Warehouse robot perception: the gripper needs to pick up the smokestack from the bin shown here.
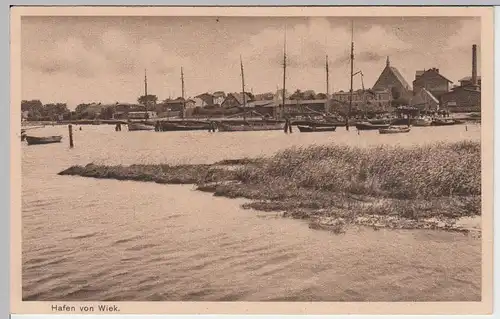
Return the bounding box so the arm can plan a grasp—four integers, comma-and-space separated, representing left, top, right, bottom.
472, 44, 478, 86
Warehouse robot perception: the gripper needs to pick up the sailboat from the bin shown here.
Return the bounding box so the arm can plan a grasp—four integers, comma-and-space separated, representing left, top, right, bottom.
128, 69, 156, 131
297, 55, 337, 133
217, 55, 285, 132
157, 67, 212, 132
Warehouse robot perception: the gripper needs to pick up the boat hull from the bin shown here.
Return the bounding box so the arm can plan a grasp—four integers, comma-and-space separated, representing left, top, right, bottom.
127, 123, 155, 131
297, 125, 337, 132
355, 122, 391, 130
368, 119, 391, 125
379, 127, 411, 134
431, 119, 456, 126
25, 135, 63, 145
158, 122, 211, 131
412, 119, 433, 126
217, 123, 284, 132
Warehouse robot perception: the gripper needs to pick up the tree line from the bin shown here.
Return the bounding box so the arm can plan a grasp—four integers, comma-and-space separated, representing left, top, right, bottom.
21, 95, 159, 121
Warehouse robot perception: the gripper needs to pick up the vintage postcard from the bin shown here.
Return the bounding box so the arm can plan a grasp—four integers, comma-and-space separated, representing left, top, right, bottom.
11, 5, 494, 315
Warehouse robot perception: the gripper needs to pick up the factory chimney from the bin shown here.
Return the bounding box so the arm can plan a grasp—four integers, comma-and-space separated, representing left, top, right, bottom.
472, 44, 478, 87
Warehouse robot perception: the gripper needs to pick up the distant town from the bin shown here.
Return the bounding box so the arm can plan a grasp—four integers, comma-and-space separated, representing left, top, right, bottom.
21, 44, 480, 122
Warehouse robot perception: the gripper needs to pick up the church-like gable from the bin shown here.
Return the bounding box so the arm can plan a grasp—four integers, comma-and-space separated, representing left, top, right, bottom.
372, 57, 412, 100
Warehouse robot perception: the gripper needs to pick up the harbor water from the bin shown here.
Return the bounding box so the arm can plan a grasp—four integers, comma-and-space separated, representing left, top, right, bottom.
22, 124, 481, 301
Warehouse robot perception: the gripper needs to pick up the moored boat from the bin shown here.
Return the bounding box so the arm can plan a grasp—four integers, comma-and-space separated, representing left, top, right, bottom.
217, 122, 284, 132
127, 122, 155, 131
157, 121, 211, 131
431, 118, 456, 126
297, 125, 337, 133
25, 135, 63, 145
413, 118, 433, 126
379, 126, 411, 134
355, 122, 391, 131
368, 118, 391, 125
291, 120, 339, 127
389, 118, 412, 126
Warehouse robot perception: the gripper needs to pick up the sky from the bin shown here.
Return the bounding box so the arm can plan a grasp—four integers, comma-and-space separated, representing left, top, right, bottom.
21, 15, 481, 109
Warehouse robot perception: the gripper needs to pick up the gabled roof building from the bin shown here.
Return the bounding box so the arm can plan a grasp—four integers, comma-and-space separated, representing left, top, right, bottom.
372, 57, 412, 100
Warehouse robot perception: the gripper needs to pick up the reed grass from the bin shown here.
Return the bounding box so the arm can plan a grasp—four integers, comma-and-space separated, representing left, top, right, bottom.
234, 140, 480, 200
59, 141, 481, 227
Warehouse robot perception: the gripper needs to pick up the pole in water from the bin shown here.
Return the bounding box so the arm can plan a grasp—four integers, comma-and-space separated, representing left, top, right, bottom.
466, 125, 468, 131
68, 124, 74, 148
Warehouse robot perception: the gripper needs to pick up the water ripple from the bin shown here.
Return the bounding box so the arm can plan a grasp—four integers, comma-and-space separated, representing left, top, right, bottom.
21, 125, 482, 301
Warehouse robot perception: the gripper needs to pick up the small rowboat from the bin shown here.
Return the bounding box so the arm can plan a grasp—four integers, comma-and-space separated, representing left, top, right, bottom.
25, 135, 63, 145
355, 122, 391, 131
297, 125, 337, 133
127, 122, 155, 131
379, 127, 411, 134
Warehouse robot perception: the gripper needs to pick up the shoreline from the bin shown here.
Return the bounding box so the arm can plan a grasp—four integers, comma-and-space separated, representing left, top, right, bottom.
58, 141, 481, 235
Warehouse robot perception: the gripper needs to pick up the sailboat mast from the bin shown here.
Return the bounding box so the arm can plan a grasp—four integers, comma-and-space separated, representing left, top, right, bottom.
326, 55, 330, 114
346, 21, 354, 131
144, 69, 148, 110
281, 27, 287, 120
181, 67, 185, 119
240, 55, 247, 120
144, 69, 148, 96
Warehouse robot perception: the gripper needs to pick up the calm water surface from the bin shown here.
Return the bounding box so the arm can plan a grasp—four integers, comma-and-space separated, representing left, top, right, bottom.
22, 124, 481, 301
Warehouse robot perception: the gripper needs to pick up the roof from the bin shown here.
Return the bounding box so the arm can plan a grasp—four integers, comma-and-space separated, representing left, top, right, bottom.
373, 63, 412, 91
410, 88, 439, 107
422, 89, 439, 104
228, 92, 253, 105
389, 66, 412, 90
165, 98, 195, 104
115, 102, 139, 106
246, 100, 274, 107
195, 93, 213, 98
415, 70, 425, 76
415, 69, 453, 83
422, 88, 439, 104
245, 99, 327, 108
459, 76, 482, 82
441, 86, 481, 96
285, 99, 327, 105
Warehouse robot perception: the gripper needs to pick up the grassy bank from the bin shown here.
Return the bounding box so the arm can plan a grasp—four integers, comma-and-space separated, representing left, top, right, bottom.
58, 141, 481, 233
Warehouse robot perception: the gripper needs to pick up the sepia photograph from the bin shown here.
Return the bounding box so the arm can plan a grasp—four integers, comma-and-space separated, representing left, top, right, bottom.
11, 5, 494, 315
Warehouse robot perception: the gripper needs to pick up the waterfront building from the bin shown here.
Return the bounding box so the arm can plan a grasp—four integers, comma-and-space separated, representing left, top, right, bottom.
412, 68, 452, 100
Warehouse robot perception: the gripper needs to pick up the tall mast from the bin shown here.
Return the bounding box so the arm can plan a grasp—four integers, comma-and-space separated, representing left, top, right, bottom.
181, 67, 185, 119
240, 55, 247, 120
326, 55, 330, 114
281, 26, 287, 120
144, 69, 148, 96
144, 69, 148, 110
346, 20, 354, 131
